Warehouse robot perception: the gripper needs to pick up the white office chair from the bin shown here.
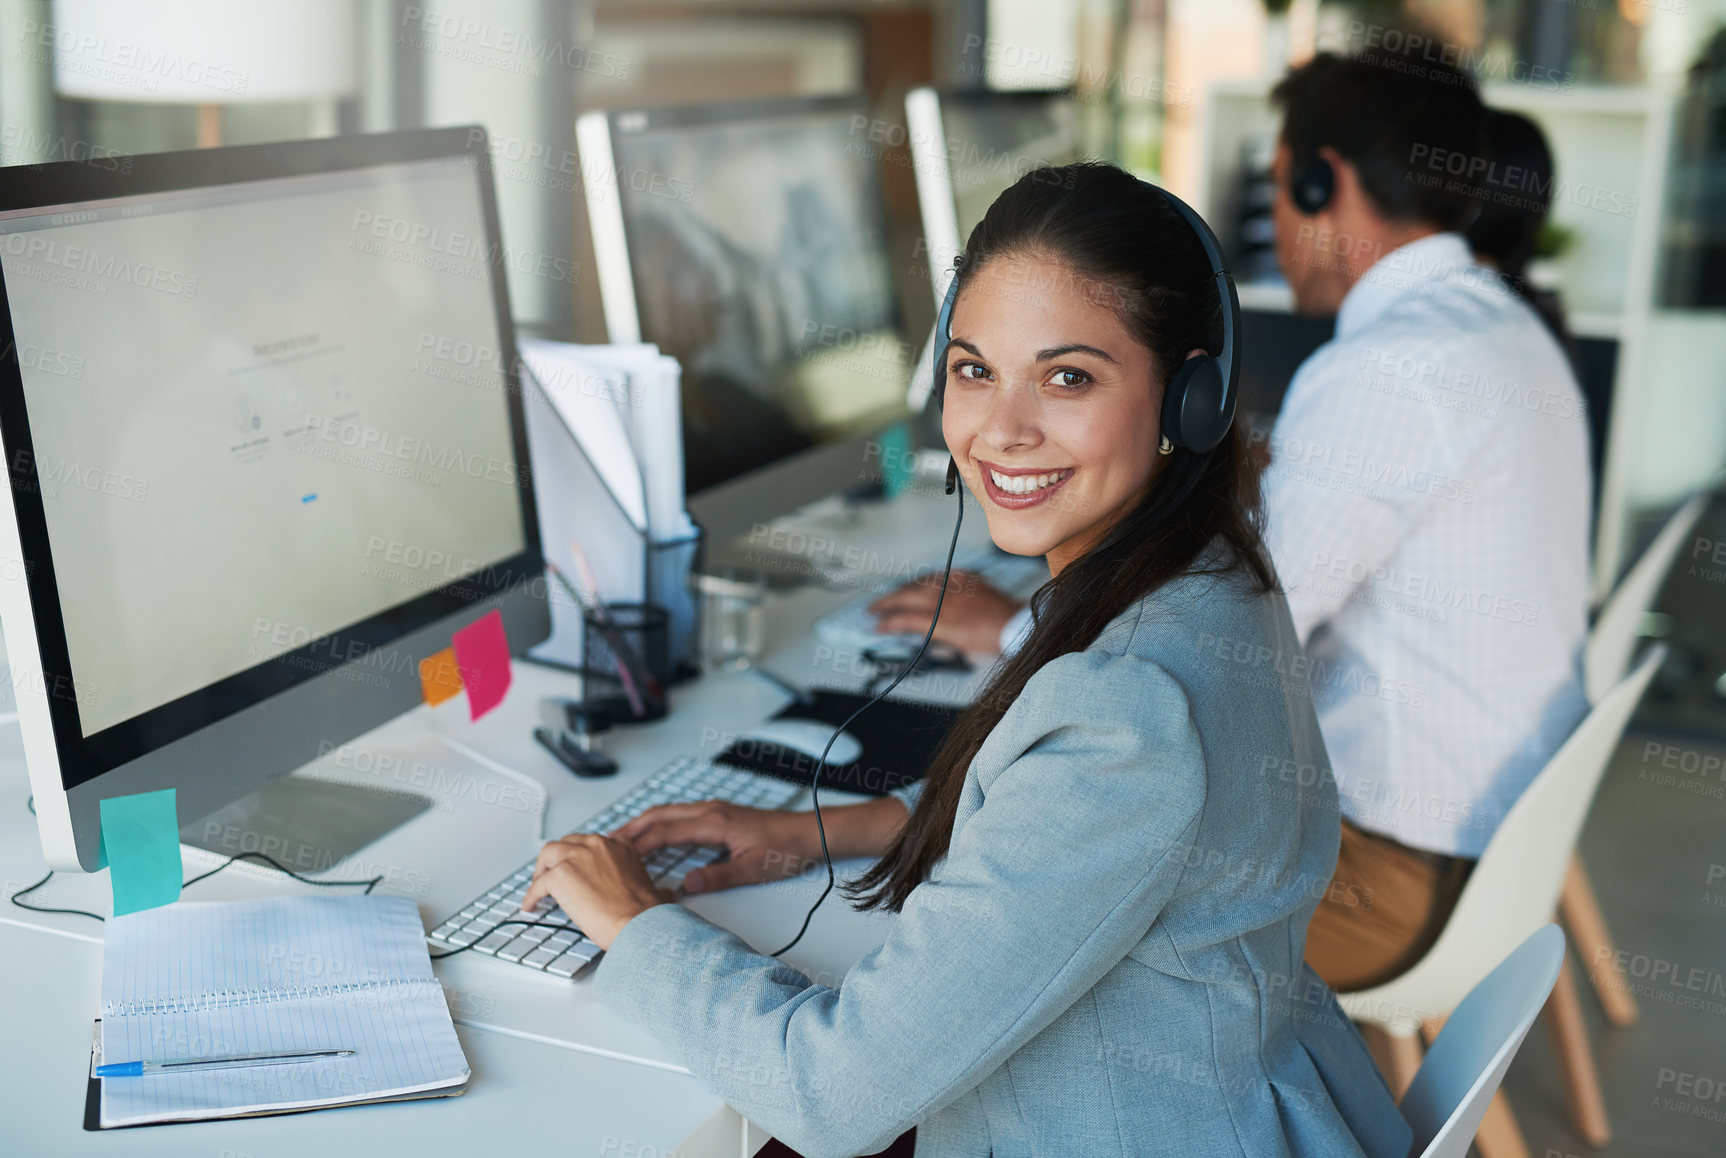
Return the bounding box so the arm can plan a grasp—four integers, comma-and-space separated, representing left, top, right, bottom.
1401, 925, 1565, 1158
1584, 490, 1707, 703
1339, 646, 1664, 1155
1566, 490, 1709, 1029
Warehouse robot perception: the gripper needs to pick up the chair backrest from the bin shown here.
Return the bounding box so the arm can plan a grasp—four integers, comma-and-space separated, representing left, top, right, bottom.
1407, 645, 1663, 1012
1402, 925, 1565, 1158
1586, 492, 1706, 704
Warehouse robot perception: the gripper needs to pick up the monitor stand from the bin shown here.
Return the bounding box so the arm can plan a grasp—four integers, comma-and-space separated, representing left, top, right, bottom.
180, 775, 433, 872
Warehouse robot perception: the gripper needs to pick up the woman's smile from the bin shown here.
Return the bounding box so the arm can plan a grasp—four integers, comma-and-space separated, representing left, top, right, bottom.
978, 459, 1076, 508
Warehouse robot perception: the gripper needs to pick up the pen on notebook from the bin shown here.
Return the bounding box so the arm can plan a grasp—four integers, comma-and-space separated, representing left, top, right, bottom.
96, 1048, 354, 1077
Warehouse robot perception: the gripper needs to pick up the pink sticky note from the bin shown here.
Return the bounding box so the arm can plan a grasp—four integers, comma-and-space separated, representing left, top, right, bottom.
451, 609, 512, 722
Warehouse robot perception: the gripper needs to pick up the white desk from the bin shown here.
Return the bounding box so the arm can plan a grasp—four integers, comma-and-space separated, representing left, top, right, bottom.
0, 485, 987, 1155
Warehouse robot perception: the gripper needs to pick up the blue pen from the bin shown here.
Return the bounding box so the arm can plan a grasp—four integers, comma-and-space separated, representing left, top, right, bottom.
96, 1048, 353, 1077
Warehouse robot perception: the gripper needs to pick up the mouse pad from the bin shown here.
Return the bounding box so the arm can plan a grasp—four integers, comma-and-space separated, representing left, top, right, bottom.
713, 688, 960, 797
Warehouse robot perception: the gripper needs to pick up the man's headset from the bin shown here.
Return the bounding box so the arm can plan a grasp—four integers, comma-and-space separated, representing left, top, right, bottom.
1286, 147, 1483, 227
1288, 153, 1336, 216
931, 178, 1241, 457
766, 179, 1239, 958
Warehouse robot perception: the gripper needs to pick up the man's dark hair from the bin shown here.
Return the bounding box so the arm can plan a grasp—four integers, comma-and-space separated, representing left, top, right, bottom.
1272, 47, 1488, 230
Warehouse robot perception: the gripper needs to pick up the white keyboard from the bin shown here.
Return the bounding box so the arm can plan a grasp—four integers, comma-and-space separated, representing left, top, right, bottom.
814, 547, 1048, 651
426, 756, 802, 978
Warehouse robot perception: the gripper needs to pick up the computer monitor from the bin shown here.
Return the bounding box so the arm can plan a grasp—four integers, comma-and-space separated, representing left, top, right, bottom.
905, 87, 1085, 305
0, 127, 549, 871
577, 96, 913, 542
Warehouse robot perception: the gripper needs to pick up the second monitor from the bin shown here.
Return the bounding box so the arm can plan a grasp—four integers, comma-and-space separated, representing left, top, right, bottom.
578, 96, 913, 543
905, 87, 1087, 305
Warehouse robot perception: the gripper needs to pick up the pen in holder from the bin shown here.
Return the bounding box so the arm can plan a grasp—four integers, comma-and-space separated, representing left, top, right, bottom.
581, 602, 670, 722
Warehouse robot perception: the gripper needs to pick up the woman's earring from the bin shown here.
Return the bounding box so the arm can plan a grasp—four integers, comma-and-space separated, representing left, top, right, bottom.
1158, 435, 1174, 456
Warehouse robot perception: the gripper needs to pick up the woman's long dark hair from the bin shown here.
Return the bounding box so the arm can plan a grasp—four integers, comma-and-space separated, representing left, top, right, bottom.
1467, 110, 1575, 356
846, 162, 1274, 913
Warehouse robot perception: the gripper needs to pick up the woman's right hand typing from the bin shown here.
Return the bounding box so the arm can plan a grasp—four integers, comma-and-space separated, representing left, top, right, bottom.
612, 802, 820, 895
612, 794, 913, 895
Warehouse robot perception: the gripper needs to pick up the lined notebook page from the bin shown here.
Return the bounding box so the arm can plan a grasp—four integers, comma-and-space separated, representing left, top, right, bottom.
102, 895, 433, 1012
99, 896, 468, 1127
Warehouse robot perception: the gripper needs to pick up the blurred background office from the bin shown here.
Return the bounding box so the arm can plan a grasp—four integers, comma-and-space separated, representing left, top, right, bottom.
0, 1, 1722, 1154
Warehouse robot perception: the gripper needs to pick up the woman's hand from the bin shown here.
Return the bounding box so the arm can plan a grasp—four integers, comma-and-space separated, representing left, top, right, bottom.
520, 833, 676, 952
867, 570, 1023, 655
612, 801, 818, 895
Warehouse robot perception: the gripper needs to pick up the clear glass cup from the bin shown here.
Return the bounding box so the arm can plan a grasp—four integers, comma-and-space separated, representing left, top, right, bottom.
691, 572, 769, 672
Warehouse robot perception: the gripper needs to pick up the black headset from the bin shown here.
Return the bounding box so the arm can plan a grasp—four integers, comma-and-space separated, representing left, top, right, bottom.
1288, 153, 1335, 216
931, 178, 1241, 456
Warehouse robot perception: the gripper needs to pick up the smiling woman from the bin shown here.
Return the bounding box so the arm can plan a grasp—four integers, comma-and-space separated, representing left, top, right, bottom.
526, 163, 1413, 1158
850, 162, 1274, 910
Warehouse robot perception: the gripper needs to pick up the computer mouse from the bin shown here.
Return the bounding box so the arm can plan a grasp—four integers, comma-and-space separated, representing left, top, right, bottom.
737, 719, 864, 766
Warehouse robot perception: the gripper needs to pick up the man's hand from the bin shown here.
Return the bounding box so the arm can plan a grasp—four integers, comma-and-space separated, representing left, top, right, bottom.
866, 570, 1025, 656
520, 833, 676, 952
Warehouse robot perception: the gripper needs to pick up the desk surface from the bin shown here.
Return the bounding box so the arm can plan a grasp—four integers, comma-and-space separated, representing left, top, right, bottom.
0, 483, 989, 1154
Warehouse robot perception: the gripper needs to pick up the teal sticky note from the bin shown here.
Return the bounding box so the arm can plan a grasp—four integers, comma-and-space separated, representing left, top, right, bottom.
99, 788, 182, 916
878, 422, 914, 498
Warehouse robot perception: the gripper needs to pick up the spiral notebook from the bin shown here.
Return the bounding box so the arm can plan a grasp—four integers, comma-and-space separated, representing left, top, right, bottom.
94, 895, 469, 1128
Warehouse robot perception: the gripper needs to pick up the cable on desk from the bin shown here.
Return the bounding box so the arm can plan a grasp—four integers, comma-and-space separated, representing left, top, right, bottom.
8, 800, 386, 923
178, 850, 385, 894
9, 871, 105, 923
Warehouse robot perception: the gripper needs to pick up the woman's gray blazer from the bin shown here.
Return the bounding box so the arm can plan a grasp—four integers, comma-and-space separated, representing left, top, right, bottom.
595, 558, 1413, 1158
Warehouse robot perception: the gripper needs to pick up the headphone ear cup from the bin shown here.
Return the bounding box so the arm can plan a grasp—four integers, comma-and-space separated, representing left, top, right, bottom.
1291, 156, 1334, 216
932, 271, 961, 411
1161, 355, 1230, 454
1160, 357, 1198, 450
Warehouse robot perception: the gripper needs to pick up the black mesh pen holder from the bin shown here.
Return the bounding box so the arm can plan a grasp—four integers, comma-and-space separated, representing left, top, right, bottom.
580, 602, 671, 722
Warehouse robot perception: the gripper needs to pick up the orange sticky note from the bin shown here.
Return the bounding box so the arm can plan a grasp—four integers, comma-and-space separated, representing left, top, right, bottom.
451, 609, 512, 721
419, 647, 464, 707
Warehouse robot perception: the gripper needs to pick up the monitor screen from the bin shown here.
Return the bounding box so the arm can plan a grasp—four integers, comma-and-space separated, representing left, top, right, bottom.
942, 92, 1083, 242
607, 104, 909, 495
0, 155, 527, 741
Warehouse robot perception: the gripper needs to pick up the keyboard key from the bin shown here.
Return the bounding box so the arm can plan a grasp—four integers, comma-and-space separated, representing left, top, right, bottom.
497, 938, 536, 963
544, 954, 583, 978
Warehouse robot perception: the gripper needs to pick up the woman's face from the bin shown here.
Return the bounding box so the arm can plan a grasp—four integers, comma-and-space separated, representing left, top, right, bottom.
941, 252, 1166, 575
